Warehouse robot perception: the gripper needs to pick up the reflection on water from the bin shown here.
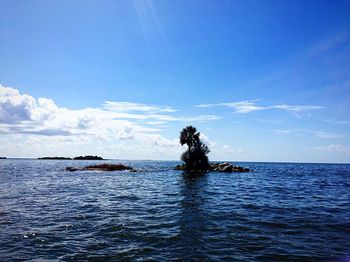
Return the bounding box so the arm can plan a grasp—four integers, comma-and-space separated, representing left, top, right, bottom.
179, 172, 209, 259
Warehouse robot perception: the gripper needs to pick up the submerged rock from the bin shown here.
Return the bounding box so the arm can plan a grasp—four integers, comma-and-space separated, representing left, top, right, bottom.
175, 162, 250, 173
66, 163, 136, 172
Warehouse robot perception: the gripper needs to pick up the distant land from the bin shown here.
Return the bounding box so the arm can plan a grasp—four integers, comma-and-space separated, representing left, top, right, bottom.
38, 155, 104, 160
73, 156, 104, 160
0, 157, 6, 159
38, 157, 72, 160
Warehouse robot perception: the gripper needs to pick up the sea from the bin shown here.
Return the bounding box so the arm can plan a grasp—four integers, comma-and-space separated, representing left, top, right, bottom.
0, 159, 349, 261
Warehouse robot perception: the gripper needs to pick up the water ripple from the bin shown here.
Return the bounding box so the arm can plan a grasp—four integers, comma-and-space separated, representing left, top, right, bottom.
0, 160, 349, 261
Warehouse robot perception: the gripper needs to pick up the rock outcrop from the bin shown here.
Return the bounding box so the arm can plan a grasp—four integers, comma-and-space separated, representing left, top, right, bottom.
209, 163, 250, 172
66, 163, 136, 172
175, 162, 250, 173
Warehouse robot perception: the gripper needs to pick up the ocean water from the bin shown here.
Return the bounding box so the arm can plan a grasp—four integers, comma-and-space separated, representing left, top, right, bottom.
0, 159, 349, 261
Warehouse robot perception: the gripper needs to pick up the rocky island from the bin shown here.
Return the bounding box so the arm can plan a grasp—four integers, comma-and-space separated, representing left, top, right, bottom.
177, 126, 250, 173
66, 163, 136, 172
64, 126, 250, 174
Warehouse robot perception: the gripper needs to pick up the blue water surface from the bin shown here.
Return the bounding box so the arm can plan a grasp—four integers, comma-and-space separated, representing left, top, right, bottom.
0, 159, 349, 261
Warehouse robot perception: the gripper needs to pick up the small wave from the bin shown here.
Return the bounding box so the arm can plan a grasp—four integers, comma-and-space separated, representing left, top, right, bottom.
1, 160, 349, 260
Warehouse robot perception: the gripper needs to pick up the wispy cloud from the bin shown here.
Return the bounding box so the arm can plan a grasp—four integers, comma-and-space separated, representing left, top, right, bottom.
324, 119, 349, 125
220, 101, 265, 114
196, 100, 323, 116
258, 119, 286, 124
311, 131, 346, 139
272, 129, 346, 139
270, 104, 323, 114
104, 101, 177, 113
273, 129, 296, 135
312, 144, 350, 154
307, 30, 349, 58
131, 0, 171, 57
197, 133, 244, 159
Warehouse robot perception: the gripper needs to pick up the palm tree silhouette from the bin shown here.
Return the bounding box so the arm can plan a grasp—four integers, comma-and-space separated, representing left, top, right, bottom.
180, 126, 210, 172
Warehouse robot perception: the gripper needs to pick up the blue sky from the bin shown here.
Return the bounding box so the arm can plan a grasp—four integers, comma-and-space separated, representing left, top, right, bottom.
1, 0, 349, 162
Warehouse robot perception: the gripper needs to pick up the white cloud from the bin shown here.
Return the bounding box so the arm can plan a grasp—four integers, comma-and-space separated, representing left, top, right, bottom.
0, 85, 219, 137
196, 100, 323, 116
0, 86, 36, 123
187, 132, 243, 160
196, 104, 215, 108
0, 85, 222, 159
196, 100, 265, 113
145, 134, 179, 147
199, 133, 216, 147
221, 100, 266, 113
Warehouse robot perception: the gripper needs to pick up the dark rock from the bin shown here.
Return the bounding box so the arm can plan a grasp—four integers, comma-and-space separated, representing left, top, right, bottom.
221, 165, 233, 172
66, 167, 78, 172
66, 163, 136, 172
83, 163, 134, 171
175, 164, 187, 170
175, 162, 250, 173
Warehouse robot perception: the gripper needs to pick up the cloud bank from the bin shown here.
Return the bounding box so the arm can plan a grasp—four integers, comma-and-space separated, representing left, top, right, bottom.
0, 85, 220, 159
1, 85, 346, 162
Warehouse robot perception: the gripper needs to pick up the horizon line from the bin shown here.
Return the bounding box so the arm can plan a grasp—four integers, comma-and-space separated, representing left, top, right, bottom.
2, 157, 349, 165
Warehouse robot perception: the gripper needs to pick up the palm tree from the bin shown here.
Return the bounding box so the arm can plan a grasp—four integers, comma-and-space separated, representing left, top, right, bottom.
179, 126, 210, 172
180, 126, 199, 150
